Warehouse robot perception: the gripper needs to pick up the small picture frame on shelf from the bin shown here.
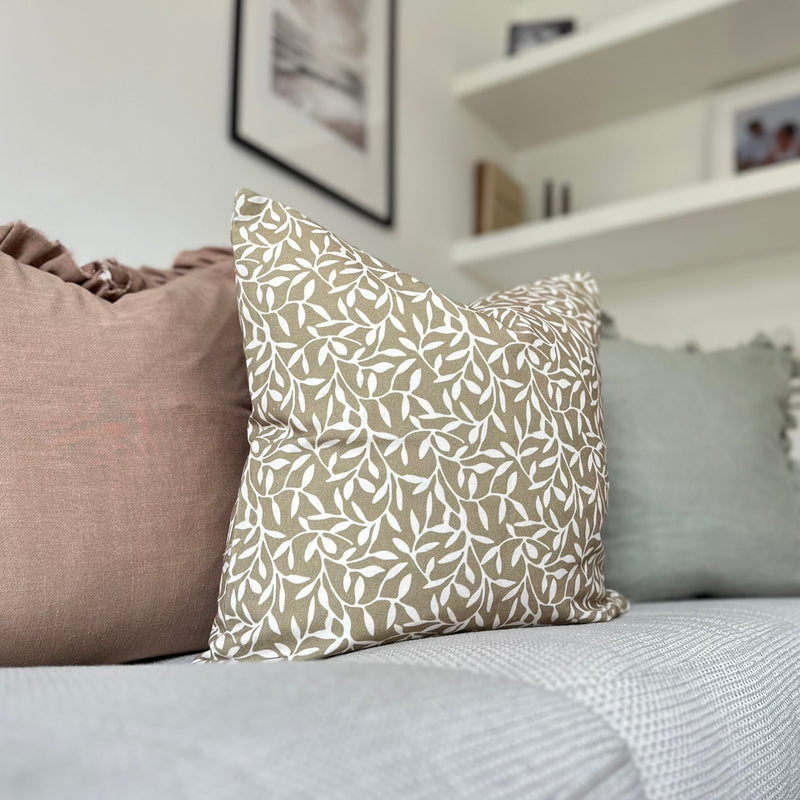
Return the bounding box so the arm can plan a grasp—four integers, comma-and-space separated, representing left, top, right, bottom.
507, 19, 575, 56
708, 66, 800, 178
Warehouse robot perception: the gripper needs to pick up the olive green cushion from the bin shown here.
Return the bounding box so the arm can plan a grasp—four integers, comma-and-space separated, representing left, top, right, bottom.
600, 337, 800, 601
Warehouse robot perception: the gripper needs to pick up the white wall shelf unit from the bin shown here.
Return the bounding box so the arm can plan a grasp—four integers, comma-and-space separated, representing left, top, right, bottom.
453, 164, 800, 288
455, 0, 800, 147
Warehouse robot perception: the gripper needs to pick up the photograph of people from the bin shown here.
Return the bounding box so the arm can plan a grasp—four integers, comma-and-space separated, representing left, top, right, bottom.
736, 119, 771, 171
735, 94, 800, 172
772, 122, 800, 163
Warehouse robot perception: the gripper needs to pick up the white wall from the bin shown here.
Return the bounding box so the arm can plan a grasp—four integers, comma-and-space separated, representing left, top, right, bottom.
511, 0, 800, 353
600, 249, 800, 350
522, 93, 800, 351
0, 0, 513, 303
516, 98, 708, 216
2, 0, 798, 352
515, 90, 800, 353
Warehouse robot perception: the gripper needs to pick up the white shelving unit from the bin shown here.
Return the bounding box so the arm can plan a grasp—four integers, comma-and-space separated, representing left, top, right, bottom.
456, 0, 800, 147
454, 0, 800, 289
454, 164, 800, 285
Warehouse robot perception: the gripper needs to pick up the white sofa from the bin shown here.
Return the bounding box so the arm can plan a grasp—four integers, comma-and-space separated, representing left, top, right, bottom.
2, 598, 798, 799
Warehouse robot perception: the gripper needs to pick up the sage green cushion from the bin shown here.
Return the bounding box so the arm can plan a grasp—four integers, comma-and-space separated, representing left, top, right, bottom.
600, 338, 800, 601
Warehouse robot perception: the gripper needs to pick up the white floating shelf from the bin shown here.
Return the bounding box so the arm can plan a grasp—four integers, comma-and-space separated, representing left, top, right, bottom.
456, 0, 800, 147
453, 163, 800, 288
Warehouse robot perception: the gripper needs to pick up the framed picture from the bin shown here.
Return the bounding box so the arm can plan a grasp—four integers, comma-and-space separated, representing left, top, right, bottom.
507, 19, 575, 56
231, 0, 396, 225
709, 67, 800, 178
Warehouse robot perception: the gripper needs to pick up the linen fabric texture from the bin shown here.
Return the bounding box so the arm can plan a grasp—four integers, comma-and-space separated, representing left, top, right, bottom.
600, 335, 800, 601
0, 223, 250, 665
202, 190, 626, 662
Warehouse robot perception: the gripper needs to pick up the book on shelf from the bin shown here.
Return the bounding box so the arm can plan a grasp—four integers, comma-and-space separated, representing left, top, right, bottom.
475, 162, 525, 234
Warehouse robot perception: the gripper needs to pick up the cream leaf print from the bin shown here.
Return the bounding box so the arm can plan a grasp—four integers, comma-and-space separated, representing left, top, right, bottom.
200, 190, 627, 662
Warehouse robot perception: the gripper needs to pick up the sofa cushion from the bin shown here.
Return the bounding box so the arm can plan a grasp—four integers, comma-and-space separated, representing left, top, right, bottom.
352, 598, 800, 800
0, 224, 250, 665
0, 661, 642, 800
5, 600, 798, 800
202, 190, 626, 662
598, 337, 800, 601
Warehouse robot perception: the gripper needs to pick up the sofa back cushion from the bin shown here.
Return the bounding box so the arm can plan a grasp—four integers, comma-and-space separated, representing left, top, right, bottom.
600, 336, 800, 601
0, 223, 250, 665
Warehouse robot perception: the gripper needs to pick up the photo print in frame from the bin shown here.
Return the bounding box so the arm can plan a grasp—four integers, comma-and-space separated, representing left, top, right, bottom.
709, 66, 800, 178
232, 0, 395, 225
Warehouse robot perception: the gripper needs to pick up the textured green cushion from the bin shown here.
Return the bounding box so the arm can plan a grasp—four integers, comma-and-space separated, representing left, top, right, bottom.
600, 338, 800, 601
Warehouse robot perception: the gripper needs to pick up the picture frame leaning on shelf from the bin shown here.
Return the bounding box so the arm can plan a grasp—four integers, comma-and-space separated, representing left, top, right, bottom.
708, 66, 800, 178
507, 18, 575, 56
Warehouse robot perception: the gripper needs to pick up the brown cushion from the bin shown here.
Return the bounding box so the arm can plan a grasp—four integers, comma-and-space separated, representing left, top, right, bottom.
0, 223, 250, 665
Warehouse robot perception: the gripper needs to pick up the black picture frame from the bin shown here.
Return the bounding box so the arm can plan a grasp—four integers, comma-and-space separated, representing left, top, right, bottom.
230, 0, 396, 226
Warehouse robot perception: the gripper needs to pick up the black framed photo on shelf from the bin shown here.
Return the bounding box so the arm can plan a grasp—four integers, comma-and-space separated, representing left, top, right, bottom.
507, 18, 575, 56
231, 0, 396, 225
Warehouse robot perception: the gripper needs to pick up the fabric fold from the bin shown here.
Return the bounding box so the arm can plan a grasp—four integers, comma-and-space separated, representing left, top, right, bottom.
0, 221, 233, 301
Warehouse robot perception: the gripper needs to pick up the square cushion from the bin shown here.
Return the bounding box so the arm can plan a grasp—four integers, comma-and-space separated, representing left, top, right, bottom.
0, 223, 250, 665
600, 335, 800, 601
201, 191, 626, 661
